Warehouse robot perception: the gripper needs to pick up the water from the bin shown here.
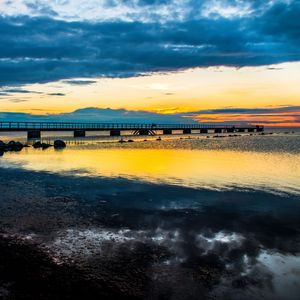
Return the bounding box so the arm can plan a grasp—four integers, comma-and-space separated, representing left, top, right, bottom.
1, 130, 300, 195
0, 129, 300, 299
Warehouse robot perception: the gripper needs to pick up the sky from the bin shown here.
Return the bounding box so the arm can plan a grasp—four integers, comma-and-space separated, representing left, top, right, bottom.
0, 0, 299, 126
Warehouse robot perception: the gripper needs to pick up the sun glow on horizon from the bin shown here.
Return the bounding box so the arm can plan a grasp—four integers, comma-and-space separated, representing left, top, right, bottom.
1, 62, 300, 126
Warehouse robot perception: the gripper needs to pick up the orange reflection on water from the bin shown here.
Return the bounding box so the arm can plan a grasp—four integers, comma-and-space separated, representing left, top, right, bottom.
2, 146, 300, 194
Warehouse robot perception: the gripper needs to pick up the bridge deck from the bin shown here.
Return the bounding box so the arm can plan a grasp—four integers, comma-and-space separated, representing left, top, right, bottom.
0, 122, 263, 131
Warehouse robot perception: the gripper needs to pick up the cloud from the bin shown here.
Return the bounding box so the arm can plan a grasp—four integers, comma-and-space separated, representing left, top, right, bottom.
0, 88, 43, 95
0, 1, 299, 85
0, 107, 197, 123
3, 88, 31, 93
47, 92, 65, 96
2, 88, 43, 94
0, 0, 274, 22
0, 87, 58, 98
185, 106, 300, 115
10, 99, 27, 103
62, 80, 97, 85
185, 106, 300, 125
0, 105, 299, 126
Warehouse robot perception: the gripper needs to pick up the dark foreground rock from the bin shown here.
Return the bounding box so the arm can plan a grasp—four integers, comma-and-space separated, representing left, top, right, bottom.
0, 234, 143, 300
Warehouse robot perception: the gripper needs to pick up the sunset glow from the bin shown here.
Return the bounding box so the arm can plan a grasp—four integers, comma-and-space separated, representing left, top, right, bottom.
1, 63, 300, 126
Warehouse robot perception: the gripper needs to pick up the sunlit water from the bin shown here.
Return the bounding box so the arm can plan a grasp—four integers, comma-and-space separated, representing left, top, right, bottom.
1, 130, 300, 195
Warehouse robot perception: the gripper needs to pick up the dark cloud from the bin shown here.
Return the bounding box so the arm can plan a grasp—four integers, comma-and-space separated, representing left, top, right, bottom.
62, 80, 97, 85
0, 0, 299, 85
47, 92, 65, 96
0, 88, 43, 94
3, 88, 31, 93
185, 106, 300, 115
0, 106, 299, 125
0, 107, 197, 123
8, 98, 28, 103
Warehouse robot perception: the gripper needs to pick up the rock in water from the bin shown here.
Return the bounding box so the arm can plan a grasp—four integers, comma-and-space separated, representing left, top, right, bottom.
6, 141, 24, 151
14, 142, 24, 151
33, 141, 42, 148
41, 143, 52, 149
7, 141, 16, 150
54, 140, 66, 149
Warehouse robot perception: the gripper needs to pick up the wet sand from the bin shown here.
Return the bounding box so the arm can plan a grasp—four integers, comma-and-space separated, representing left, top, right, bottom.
1, 167, 299, 299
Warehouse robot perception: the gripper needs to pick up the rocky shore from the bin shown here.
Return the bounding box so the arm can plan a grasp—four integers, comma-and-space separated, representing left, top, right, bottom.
0, 140, 66, 156
0, 233, 137, 300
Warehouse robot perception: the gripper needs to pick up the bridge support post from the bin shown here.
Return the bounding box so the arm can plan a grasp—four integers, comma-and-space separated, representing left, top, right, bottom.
27, 130, 41, 139
214, 128, 222, 133
163, 129, 172, 135
138, 129, 150, 135
183, 129, 191, 134
110, 129, 121, 136
74, 130, 86, 137
226, 127, 235, 133
248, 128, 255, 132
200, 129, 208, 134
237, 128, 245, 132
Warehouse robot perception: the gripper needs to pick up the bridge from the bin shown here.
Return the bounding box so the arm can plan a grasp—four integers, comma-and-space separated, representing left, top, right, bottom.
0, 122, 264, 139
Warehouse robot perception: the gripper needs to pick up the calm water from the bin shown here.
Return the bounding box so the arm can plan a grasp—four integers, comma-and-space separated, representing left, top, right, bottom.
0, 129, 300, 299
1, 130, 300, 195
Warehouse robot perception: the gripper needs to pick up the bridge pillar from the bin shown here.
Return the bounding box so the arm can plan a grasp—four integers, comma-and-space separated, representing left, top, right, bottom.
27, 130, 41, 139
248, 128, 255, 132
74, 130, 86, 137
237, 128, 245, 132
256, 126, 264, 132
200, 129, 208, 134
163, 129, 172, 135
214, 128, 222, 133
226, 127, 235, 133
110, 129, 121, 136
183, 129, 191, 134
138, 129, 150, 135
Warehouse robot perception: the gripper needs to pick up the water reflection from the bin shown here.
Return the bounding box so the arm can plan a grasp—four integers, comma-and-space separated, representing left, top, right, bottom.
0, 164, 299, 300
1, 145, 300, 194
0, 132, 300, 299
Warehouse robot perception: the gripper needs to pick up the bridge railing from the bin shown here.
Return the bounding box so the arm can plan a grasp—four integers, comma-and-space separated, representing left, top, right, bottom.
0, 121, 262, 130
